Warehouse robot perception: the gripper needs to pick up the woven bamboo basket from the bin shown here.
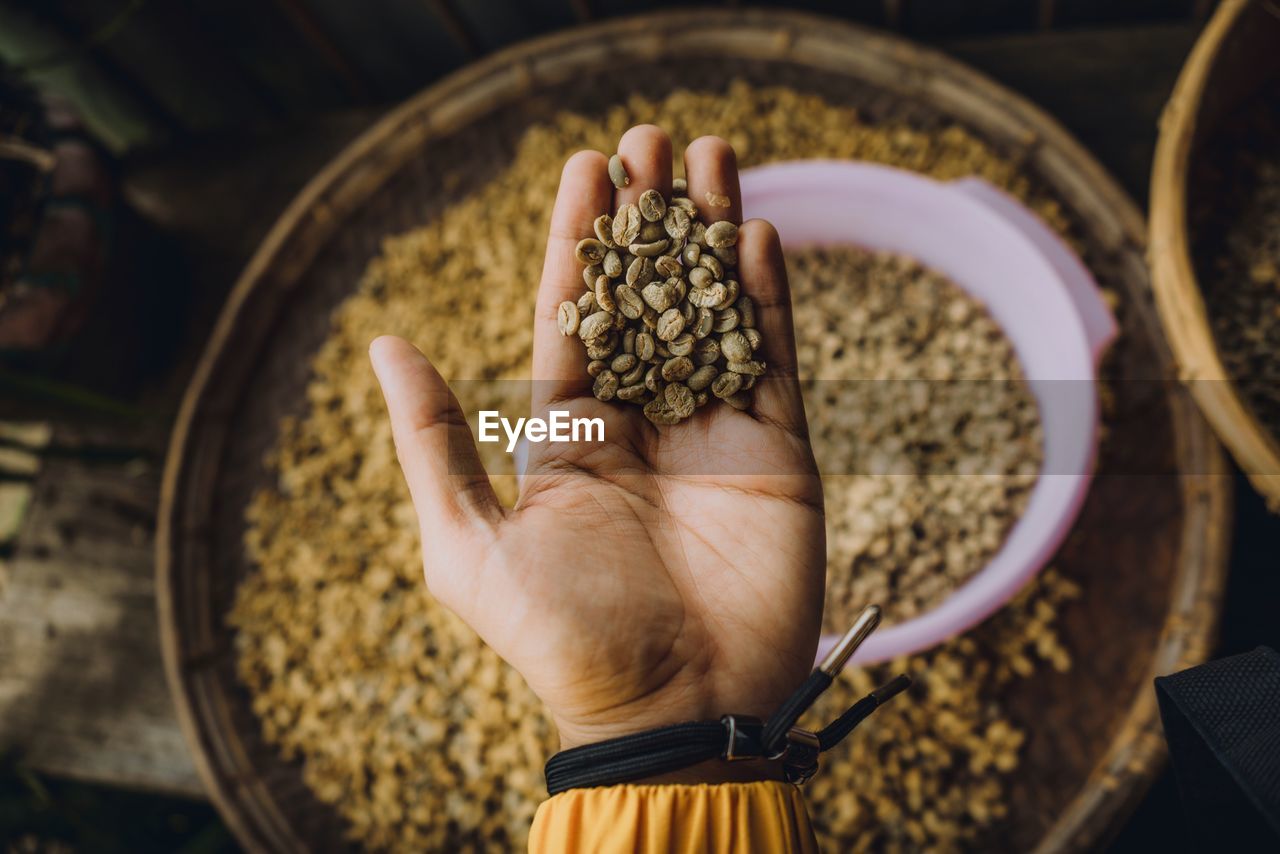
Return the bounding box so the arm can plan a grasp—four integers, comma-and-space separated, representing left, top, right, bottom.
157, 10, 1230, 852
1150, 0, 1280, 509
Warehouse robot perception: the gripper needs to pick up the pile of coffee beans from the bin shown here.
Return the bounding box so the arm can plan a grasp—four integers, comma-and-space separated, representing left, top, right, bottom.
560, 177, 765, 424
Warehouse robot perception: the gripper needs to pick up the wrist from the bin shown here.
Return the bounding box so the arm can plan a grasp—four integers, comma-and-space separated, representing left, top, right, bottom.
546, 711, 793, 793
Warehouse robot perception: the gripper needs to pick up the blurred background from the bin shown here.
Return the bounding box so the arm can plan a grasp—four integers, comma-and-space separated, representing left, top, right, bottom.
1, 1, 1277, 851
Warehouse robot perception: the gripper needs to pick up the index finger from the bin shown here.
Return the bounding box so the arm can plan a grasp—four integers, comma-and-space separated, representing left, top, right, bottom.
532, 150, 614, 411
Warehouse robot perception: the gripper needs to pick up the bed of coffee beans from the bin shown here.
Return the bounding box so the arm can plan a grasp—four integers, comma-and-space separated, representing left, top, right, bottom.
561, 187, 765, 423
1192, 92, 1280, 453
789, 247, 1042, 628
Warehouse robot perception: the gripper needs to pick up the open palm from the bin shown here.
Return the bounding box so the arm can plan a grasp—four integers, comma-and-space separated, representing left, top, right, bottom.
371, 126, 825, 752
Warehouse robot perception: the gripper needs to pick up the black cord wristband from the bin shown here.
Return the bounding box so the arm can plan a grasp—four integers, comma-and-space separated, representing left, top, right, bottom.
544, 606, 911, 794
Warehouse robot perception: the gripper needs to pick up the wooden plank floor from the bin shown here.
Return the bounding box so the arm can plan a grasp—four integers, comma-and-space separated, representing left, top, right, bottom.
0, 23, 1207, 809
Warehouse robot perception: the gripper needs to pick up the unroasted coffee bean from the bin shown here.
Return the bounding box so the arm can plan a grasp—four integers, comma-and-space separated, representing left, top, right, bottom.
705, 220, 738, 249
577, 290, 597, 317
727, 359, 766, 376
641, 282, 674, 313
694, 337, 720, 365
583, 263, 603, 287
655, 255, 682, 278
713, 308, 740, 333
692, 307, 714, 339
698, 254, 724, 280
620, 361, 646, 387
603, 249, 623, 278
630, 238, 670, 257
639, 220, 666, 242
711, 371, 742, 399
578, 310, 613, 341
721, 329, 751, 362
586, 333, 617, 360
643, 396, 681, 425
665, 382, 695, 419
667, 277, 687, 305
712, 245, 738, 267
688, 266, 712, 289
576, 238, 607, 264
688, 283, 727, 308
626, 255, 652, 287
594, 275, 616, 313
613, 203, 642, 246
608, 153, 629, 188
617, 383, 647, 401
611, 353, 637, 374
682, 242, 701, 267
661, 355, 694, 382
671, 196, 697, 218
687, 364, 718, 391
656, 308, 685, 342
638, 189, 666, 222
593, 369, 619, 401
742, 327, 762, 351
644, 364, 661, 393
716, 279, 739, 311
667, 332, 695, 357
663, 206, 691, 240
723, 390, 752, 410
594, 214, 616, 248
557, 301, 580, 336
636, 331, 656, 362
672, 176, 687, 193
616, 284, 644, 319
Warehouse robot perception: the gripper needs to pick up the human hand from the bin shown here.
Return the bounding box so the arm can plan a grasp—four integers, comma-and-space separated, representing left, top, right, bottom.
370, 126, 825, 759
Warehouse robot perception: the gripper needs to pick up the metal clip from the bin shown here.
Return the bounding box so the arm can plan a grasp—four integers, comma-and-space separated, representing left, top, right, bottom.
781, 727, 821, 784
819, 604, 882, 678
720, 714, 765, 761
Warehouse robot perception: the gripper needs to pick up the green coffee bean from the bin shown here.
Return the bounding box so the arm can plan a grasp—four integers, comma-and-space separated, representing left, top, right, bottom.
576, 238, 607, 264
616, 284, 644, 319
557, 301, 580, 336
608, 154, 630, 189
687, 365, 718, 392
594, 214, 617, 248
639, 189, 666, 222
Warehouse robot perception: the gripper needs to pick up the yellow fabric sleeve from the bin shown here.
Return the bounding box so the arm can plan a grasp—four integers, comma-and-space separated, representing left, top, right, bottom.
528, 781, 819, 853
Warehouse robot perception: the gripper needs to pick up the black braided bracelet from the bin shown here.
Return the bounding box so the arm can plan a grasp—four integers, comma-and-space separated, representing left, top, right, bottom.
544, 606, 911, 794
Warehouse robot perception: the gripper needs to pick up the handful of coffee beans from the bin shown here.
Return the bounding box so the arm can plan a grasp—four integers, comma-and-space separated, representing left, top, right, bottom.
558, 172, 766, 425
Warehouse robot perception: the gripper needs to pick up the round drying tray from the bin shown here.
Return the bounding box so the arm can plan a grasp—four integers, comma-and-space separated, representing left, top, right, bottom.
1149, 0, 1280, 509
158, 10, 1230, 853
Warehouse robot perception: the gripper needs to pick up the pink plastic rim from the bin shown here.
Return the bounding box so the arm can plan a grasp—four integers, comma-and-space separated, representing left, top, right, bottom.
738, 161, 1117, 665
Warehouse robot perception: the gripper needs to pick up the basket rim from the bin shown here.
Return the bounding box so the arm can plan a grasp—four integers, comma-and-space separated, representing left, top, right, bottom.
1149, 0, 1280, 507
156, 8, 1232, 852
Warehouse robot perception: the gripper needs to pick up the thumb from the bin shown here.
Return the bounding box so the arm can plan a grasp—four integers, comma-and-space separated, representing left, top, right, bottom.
369, 336, 501, 565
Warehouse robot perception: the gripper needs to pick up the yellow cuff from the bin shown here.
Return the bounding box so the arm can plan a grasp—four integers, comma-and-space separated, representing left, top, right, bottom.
528, 781, 818, 853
